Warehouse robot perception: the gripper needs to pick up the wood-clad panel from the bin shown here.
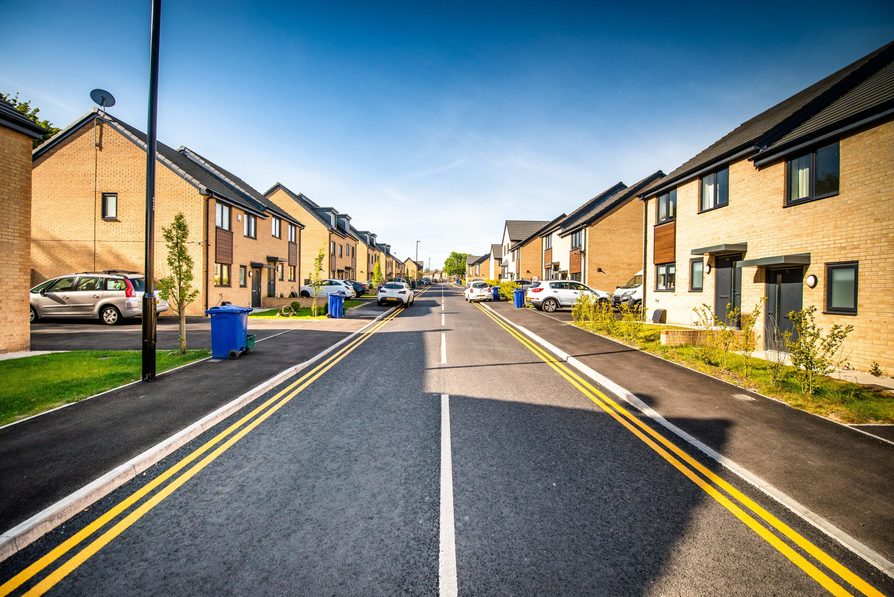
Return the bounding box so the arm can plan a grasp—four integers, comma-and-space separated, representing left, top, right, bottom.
288, 241, 297, 266
653, 221, 676, 264
570, 249, 581, 274
215, 228, 233, 265
544, 248, 552, 266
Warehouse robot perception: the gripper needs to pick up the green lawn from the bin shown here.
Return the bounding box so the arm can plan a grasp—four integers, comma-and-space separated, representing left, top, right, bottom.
0, 349, 209, 426
249, 299, 365, 319
572, 321, 894, 424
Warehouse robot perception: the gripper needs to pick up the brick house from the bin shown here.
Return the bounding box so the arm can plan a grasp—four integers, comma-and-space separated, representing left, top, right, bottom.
466, 254, 485, 280
1, 100, 46, 352
499, 220, 548, 280
352, 228, 381, 284
403, 258, 422, 281
31, 110, 303, 316
640, 41, 894, 372
264, 183, 358, 281
553, 172, 663, 290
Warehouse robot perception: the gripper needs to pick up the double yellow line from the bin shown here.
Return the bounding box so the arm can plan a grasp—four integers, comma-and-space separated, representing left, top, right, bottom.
474, 303, 881, 597
1, 306, 405, 596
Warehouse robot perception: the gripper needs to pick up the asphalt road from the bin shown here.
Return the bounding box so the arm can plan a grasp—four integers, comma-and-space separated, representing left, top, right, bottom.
1, 285, 890, 595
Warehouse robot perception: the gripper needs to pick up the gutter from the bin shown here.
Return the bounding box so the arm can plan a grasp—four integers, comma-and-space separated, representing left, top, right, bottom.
641, 146, 756, 199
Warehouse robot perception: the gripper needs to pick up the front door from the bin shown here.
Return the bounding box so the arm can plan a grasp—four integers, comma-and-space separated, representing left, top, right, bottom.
251, 268, 262, 308
765, 267, 804, 352
714, 253, 743, 326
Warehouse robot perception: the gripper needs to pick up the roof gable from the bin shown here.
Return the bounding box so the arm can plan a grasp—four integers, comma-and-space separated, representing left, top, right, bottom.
644, 40, 894, 197
504, 219, 550, 242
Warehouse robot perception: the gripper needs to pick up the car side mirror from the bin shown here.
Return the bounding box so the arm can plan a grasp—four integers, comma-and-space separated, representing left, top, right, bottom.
39, 288, 48, 296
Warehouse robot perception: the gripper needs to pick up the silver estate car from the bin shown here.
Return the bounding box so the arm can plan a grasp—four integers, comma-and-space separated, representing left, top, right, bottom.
30, 271, 169, 325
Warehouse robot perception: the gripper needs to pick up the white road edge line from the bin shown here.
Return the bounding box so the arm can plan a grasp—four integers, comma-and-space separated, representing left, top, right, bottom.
0, 306, 400, 563
480, 303, 894, 580
439, 393, 458, 597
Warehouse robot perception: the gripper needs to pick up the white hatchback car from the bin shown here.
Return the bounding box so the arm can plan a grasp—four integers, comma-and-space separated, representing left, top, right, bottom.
299, 279, 352, 298
377, 282, 415, 306
464, 281, 493, 302
526, 280, 609, 312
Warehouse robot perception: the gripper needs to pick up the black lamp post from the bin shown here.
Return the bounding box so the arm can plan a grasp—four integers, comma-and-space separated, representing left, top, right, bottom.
142, 0, 162, 381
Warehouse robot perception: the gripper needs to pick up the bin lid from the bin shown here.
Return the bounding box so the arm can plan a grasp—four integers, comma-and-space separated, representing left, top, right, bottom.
206, 305, 253, 315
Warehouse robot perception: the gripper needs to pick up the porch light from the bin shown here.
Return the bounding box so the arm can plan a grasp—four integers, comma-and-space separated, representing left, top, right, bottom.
806, 274, 818, 288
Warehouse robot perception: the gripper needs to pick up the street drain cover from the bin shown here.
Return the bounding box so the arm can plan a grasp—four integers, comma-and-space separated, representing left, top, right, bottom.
732, 393, 756, 401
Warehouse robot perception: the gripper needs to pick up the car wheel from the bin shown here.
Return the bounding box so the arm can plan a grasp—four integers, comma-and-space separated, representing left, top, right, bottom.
598, 298, 610, 308
542, 298, 559, 313
100, 305, 122, 325
300, 290, 311, 298
377, 300, 383, 306
30, 306, 38, 323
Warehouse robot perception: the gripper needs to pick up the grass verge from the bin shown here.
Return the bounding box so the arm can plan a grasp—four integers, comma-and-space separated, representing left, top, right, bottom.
572, 321, 893, 424
0, 349, 209, 426
249, 299, 365, 319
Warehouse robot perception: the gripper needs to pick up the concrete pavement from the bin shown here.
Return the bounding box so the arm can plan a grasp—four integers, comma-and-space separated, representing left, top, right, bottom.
0, 285, 890, 595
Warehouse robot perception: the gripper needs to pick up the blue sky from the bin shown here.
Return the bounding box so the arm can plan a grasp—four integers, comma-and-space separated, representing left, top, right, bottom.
2, 1, 892, 268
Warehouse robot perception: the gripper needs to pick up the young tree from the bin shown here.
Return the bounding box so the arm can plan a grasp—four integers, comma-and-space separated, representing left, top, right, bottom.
371, 259, 384, 291
1, 92, 60, 147
443, 251, 469, 278
158, 213, 199, 354
310, 248, 326, 316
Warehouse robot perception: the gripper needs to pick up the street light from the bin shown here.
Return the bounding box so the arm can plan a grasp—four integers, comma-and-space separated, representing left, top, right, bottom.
142, 0, 162, 381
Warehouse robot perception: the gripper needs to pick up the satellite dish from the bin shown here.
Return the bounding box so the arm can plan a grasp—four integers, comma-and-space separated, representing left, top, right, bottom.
90, 89, 116, 109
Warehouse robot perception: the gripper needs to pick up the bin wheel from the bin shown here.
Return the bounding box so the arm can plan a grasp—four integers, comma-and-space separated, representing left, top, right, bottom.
228, 349, 240, 360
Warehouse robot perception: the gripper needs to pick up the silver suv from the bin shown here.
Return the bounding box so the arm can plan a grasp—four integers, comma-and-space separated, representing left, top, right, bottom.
30, 271, 169, 325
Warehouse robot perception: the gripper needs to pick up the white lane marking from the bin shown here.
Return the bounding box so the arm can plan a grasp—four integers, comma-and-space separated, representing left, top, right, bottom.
441, 333, 447, 364
439, 393, 458, 597
441, 313, 445, 327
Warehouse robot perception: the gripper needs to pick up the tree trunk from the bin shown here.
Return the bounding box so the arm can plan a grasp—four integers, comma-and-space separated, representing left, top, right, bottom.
179, 309, 187, 355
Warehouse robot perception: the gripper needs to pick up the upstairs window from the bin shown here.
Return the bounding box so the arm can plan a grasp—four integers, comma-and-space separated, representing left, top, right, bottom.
215, 203, 231, 230
101, 193, 118, 220
543, 236, 552, 250
244, 214, 256, 238
571, 230, 583, 250
787, 142, 839, 204
288, 224, 296, 243
657, 189, 676, 224
700, 168, 729, 212
272, 217, 282, 238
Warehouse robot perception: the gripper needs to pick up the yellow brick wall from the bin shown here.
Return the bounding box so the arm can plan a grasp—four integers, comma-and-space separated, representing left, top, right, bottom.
0, 126, 33, 352
585, 199, 644, 292
206, 204, 300, 309
645, 120, 894, 371
517, 240, 541, 280
331, 234, 357, 278
32, 121, 208, 316
266, 187, 331, 283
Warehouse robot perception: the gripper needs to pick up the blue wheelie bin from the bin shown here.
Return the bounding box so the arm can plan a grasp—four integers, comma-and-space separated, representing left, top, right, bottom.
513, 288, 525, 308
492, 286, 500, 301
328, 293, 345, 318
206, 305, 253, 359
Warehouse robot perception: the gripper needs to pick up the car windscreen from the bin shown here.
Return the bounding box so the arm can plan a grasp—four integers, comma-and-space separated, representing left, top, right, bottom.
383, 283, 403, 289
621, 275, 642, 288
472, 282, 488, 288
530, 281, 541, 288
30, 280, 54, 293
130, 278, 146, 292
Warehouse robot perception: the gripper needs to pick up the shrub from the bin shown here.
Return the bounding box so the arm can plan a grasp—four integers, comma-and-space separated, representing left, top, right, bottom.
785, 306, 854, 396
738, 298, 765, 379
572, 293, 593, 323
870, 362, 884, 377
498, 281, 518, 301
619, 302, 644, 343
290, 301, 302, 312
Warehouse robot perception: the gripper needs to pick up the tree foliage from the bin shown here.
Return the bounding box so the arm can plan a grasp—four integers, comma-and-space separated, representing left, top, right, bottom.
310, 248, 326, 316
443, 251, 469, 277
371, 259, 384, 290
1, 92, 61, 147
158, 213, 199, 354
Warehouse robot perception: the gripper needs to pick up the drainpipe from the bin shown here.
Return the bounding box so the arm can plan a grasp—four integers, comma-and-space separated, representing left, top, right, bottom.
641, 200, 648, 318
202, 189, 211, 314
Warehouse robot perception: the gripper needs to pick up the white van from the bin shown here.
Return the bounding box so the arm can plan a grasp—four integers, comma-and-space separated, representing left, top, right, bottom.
611, 270, 643, 310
